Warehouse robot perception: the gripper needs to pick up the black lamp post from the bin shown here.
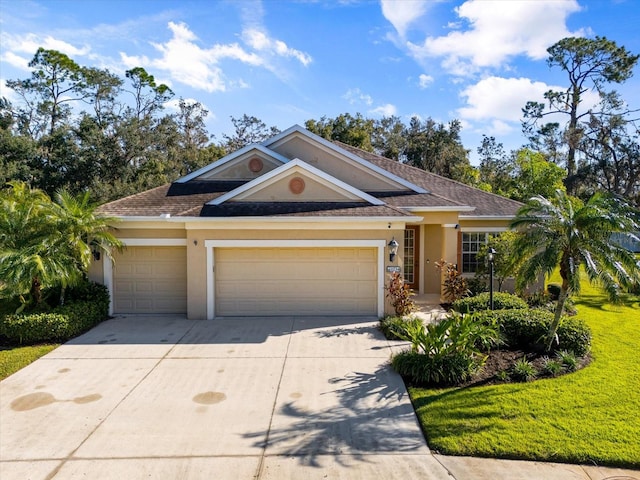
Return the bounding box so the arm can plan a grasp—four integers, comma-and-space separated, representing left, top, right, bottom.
388, 237, 399, 262
487, 247, 497, 310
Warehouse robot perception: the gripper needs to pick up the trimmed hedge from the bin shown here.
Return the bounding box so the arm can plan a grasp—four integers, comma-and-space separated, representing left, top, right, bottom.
473, 308, 591, 356
452, 292, 528, 313
0, 282, 110, 345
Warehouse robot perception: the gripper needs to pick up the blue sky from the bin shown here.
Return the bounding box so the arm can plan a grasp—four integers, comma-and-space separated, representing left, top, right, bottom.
1, 0, 639, 164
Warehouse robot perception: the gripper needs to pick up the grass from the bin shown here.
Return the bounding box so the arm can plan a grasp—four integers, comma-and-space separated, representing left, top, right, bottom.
0, 344, 59, 381
408, 276, 640, 468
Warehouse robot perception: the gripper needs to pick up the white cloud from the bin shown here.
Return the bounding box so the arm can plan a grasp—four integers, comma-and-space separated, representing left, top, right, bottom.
242, 28, 312, 66
408, 0, 583, 75
370, 103, 397, 117
457, 76, 557, 122
0, 32, 90, 60
1, 51, 30, 71
120, 21, 311, 93
380, 0, 429, 38
343, 88, 373, 106
458, 76, 601, 126
418, 74, 433, 89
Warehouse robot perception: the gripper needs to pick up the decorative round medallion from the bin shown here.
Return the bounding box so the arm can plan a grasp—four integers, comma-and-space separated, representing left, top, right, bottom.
248, 157, 264, 173
289, 177, 306, 195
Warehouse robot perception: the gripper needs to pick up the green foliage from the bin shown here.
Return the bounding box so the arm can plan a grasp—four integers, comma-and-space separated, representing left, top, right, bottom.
0, 282, 109, 344
434, 259, 470, 304
379, 316, 423, 342
541, 357, 564, 377
452, 292, 527, 313
392, 350, 479, 387
473, 309, 591, 356
511, 189, 640, 350
555, 350, 578, 372
385, 272, 416, 316
390, 313, 500, 386
476, 231, 521, 291
547, 284, 561, 300
0, 182, 122, 307
510, 357, 538, 382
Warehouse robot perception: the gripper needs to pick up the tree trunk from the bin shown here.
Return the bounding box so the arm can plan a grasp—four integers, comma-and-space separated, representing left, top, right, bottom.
546, 285, 568, 351
31, 277, 42, 305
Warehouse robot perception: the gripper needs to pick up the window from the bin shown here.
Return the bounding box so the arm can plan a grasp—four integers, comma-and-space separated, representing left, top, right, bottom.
461, 232, 496, 273
403, 228, 416, 284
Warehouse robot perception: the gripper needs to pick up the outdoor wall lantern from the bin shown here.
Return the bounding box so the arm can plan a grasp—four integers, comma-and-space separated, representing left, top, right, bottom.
487, 247, 497, 310
388, 237, 399, 262
92, 248, 101, 261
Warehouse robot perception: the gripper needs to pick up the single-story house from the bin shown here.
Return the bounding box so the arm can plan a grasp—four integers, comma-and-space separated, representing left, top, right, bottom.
91, 124, 522, 319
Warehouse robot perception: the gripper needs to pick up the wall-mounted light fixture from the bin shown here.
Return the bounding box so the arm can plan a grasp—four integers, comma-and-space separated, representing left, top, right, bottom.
92, 248, 101, 261
388, 237, 399, 262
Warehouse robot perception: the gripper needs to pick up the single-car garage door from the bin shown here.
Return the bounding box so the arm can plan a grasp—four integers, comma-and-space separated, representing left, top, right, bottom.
113, 246, 187, 314
215, 247, 377, 316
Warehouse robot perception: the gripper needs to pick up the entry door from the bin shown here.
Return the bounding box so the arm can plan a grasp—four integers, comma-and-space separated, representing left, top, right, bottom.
404, 226, 420, 290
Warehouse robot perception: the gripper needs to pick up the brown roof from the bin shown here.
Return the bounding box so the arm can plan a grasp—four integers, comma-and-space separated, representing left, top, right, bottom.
336, 142, 523, 217
99, 138, 522, 218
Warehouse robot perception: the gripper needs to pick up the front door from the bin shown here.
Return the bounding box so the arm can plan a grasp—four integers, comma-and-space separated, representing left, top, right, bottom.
403, 226, 420, 290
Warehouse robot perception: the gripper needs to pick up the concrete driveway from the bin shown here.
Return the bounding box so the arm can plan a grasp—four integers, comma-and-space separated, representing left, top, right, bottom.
1, 316, 638, 480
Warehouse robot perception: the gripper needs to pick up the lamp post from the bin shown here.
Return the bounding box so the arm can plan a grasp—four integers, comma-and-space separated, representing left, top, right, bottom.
487, 247, 497, 310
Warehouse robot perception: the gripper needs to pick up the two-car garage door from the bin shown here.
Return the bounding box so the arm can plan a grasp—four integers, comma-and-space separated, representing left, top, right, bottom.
215, 247, 378, 316
112, 245, 378, 316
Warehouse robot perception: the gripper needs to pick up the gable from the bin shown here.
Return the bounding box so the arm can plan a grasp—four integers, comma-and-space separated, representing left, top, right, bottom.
263, 126, 427, 194
175, 145, 289, 184
209, 159, 383, 206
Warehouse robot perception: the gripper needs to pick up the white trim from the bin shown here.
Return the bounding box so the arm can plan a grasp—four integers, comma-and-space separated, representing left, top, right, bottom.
204, 239, 386, 320
118, 238, 187, 246
208, 158, 384, 206
174, 144, 290, 183
443, 224, 459, 229
459, 215, 515, 220
460, 227, 508, 233
262, 125, 428, 194
115, 215, 420, 224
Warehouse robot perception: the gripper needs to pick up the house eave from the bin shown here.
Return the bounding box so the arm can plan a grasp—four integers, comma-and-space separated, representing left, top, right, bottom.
459, 215, 516, 220
402, 206, 475, 213
112, 215, 423, 223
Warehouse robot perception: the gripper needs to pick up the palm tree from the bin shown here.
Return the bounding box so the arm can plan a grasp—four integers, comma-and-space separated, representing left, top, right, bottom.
0, 182, 122, 309
511, 189, 640, 351
50, 190, 123, 304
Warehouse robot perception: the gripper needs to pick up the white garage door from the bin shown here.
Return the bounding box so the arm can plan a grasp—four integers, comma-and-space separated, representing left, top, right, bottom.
215, 247, 377, 316
113, 246, 187, 314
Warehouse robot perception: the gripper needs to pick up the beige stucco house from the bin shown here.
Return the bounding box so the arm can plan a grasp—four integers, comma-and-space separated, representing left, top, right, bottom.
91, 125, 522, 319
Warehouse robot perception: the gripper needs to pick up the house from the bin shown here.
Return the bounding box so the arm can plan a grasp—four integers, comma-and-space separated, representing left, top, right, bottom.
91, 125, 522, 319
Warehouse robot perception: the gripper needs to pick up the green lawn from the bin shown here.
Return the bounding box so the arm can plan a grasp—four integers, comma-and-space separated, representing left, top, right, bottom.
0, 344, 59, 381
408, 279, 640, 468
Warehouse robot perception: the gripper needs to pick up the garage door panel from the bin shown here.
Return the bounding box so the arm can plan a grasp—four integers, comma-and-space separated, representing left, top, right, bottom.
113, 246, 187, 314
215, 247, 377, 316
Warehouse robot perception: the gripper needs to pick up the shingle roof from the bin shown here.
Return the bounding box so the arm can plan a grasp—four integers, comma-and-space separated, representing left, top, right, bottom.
335, 142, 523, 217
99, 135, 523, 218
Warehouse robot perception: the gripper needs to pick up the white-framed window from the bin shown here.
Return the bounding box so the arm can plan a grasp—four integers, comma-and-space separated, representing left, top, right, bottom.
461, 232, 495, 274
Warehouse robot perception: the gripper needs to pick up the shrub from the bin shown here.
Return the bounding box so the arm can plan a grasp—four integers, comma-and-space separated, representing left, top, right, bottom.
0, 281, 109, 345
392, 350, 479, 386
511, 357, 537, 382
473, 309, 591, 355
386, 272, 416, 316
452, 292, 528, 313
555, 316, 591, 356
542, 357, 564, 377
556, 350, 578, 372
434, 260, 470, 303
379, 316, 423, 341
390, 313, 499, 386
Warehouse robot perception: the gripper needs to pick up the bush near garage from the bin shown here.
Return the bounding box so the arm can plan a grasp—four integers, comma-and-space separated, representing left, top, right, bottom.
452, 292, 528, 313
473, 308, 591, 357
0, 281, 109, 345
